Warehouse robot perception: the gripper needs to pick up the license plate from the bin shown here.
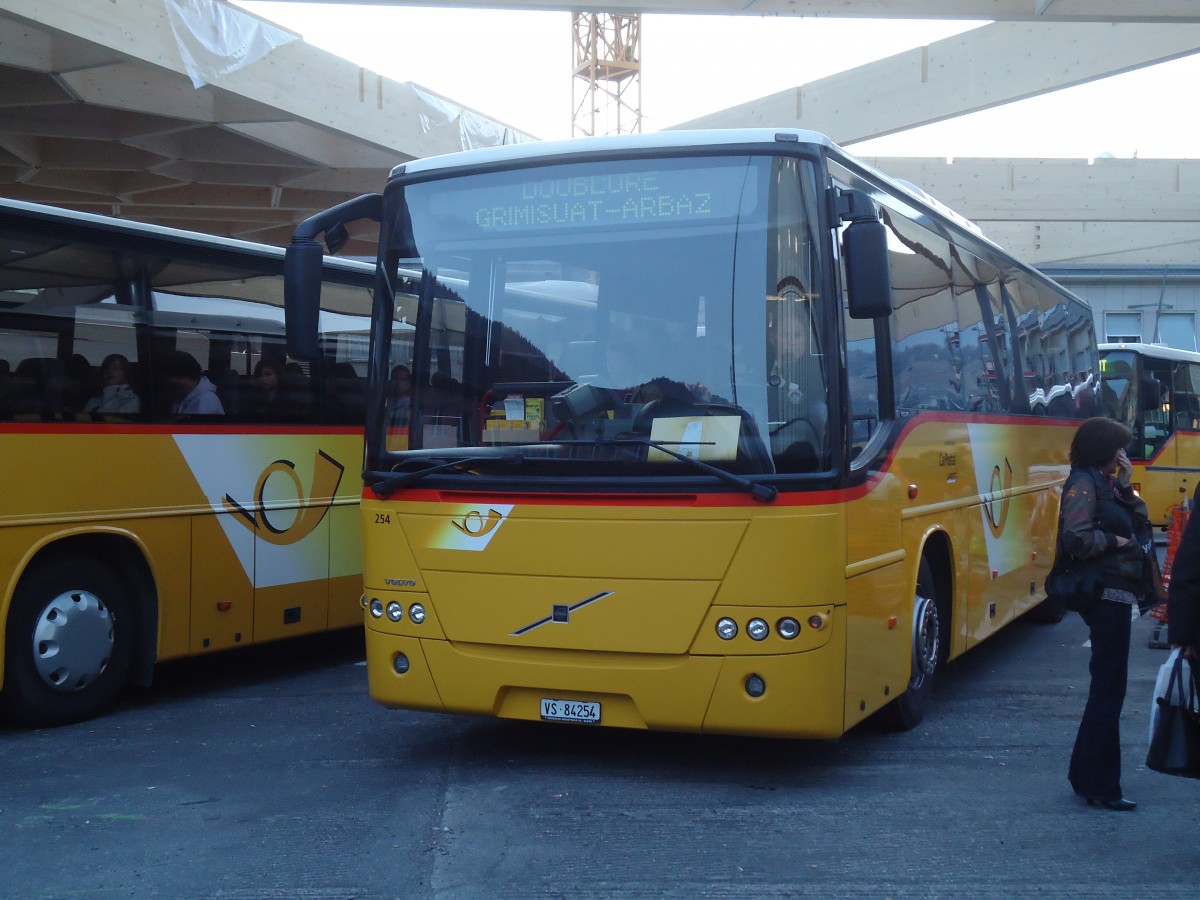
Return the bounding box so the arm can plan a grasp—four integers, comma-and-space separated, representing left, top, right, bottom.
540, 698, 600, 724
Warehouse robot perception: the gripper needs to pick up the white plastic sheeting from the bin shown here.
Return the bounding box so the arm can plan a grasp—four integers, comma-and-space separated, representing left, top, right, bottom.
410, 85, 533, 151
163, 1, 532, 151
164, 0, 298, 89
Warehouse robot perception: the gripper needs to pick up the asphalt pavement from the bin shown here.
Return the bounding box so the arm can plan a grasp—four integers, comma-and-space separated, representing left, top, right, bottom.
1, 612, 1197, 899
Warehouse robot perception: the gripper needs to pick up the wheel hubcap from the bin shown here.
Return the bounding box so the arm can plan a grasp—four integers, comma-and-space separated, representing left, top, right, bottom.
31, 590, 115, 692
911, 595, 940, 685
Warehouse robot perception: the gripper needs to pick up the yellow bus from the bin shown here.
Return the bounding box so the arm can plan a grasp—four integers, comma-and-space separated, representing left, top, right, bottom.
285, 130, 1096, 738
1100, 341, 1200, 526
0, 198, 374, 726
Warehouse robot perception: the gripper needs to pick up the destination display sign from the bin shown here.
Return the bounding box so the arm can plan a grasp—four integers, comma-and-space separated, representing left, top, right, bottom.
423, 159, 759, 234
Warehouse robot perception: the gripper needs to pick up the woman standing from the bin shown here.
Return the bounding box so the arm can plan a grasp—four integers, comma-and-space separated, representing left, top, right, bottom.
1058, 417, 1149, 811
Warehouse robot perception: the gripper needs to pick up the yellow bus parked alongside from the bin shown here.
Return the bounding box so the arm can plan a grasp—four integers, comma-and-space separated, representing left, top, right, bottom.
1100, 342, 1200, 526
285, 130, 1096, 738
0, 198, 374, 726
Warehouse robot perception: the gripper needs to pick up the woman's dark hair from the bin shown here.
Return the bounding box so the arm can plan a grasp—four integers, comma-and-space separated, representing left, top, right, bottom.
101, 353, 130, 376
1070, 416, 1133, 468
160, 349, 202, 381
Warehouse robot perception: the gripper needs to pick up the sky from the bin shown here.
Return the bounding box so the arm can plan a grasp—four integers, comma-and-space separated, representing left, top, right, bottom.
235, 2, 1200, 159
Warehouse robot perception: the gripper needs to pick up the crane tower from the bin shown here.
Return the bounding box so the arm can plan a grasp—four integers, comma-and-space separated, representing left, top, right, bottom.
571, 13, 642, 137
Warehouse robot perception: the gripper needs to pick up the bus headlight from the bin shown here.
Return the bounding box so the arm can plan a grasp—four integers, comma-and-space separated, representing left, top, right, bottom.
747, 618, 769, 641
385, 601, 404, 622
393, 652, 410, 675
409, 603, 427, 624
716, 617, 738, 640
369, 598, 384, 619
777, 617, 800, 640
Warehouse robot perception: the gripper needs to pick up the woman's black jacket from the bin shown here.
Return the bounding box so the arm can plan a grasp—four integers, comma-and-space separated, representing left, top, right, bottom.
1057, 466, 1147, 597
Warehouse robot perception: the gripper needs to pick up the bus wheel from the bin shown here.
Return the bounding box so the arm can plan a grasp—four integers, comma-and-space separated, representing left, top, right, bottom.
882, 558, 942, 731
1, 554, 135, 727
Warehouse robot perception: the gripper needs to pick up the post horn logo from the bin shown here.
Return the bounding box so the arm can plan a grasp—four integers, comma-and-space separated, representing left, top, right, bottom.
451, 508, 507, 539
983, 457, 1013, 538
223, 450, 345, 545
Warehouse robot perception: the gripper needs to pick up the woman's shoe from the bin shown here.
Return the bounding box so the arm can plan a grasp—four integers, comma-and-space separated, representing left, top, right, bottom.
1086, 797, 1137, 811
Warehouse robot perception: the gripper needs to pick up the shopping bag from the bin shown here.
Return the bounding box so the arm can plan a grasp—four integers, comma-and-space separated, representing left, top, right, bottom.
1148, 649, 1184, 743
1146, 652, 1200, 778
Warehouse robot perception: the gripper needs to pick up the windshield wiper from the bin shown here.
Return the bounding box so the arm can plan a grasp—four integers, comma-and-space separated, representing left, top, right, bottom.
557, 437, 778, 503
371, 439, 778, 504
368, 446, 544, 497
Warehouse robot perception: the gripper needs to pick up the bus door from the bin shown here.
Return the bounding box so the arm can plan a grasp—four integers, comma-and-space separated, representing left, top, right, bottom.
189, 502, 256, 653
841, 307, 909, 722
1134, 355, 1184, 523
1171, 361, 1200, 505
159, 322, 339, 650
181, 436, 342, 651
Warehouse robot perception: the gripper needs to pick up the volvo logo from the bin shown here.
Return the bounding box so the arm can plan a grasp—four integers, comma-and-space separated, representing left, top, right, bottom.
511, 591, 614, 636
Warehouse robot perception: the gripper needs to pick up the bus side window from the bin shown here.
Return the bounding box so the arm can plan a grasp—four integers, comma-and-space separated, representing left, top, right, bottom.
1174, 363, 1200, 431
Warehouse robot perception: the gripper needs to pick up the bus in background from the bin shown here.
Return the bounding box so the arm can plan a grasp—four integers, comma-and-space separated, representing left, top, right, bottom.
285, 130, 1095, 739
1099, 342, 1200, 526
0, 198, 375, 726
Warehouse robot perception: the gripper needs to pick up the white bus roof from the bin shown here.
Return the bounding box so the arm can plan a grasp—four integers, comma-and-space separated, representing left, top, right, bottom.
1099, 342, 1200, 363
394, 129, 839, 179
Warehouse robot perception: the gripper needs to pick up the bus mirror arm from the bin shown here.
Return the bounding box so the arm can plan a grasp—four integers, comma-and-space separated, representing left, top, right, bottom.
291, 192, 383, 252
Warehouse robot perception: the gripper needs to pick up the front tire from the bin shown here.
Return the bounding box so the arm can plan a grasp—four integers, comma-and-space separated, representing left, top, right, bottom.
1, 553, 136, 727
881, 557, 943, 730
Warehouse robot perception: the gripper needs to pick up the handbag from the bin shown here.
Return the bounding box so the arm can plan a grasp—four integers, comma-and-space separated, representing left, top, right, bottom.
1146, 651, 1200, 778
1140, 546, 1168, 615
1046, 469, 1102, 614
1044, 554, 1099, 613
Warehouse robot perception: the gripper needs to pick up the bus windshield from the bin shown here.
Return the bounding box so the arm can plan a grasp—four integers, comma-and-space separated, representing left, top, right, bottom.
373, 153, 832, 485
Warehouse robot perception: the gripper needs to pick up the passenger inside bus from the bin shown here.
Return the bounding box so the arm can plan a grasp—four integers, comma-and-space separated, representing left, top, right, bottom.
162, 349, 224, 416
767, 300, 827, 471
84, 353, 140, 417
332, 362, 367, 424
1, 357, 64, 420
387, 363, 412, 428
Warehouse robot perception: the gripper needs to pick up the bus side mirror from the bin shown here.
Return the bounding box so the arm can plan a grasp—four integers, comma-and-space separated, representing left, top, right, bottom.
284, 239, 324, 361
1140, 375, 1165, 411
283, 192, 383, 361
842, 216, 892, 320
835, 189, 891, 320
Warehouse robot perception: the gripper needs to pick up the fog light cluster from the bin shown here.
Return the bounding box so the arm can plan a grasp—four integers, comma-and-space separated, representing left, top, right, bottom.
715, 615, 803, 641
367, 597, 428, 625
